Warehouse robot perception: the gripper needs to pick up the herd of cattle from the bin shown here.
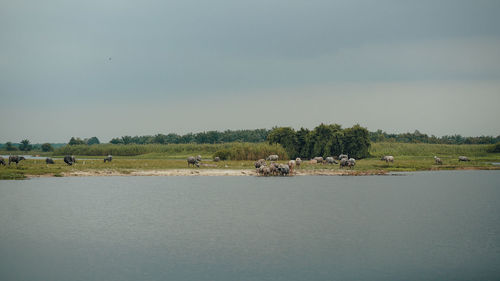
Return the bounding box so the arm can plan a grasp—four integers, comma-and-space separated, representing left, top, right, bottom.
0, 155, 113, 166
251, 154, 359, 176
0, 153, 472, 174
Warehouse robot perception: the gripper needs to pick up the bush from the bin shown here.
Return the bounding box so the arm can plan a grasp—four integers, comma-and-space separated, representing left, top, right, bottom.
213, 149, 231, 160
488, 142, 500, 153
41, 143, 54, 152
5, 142, 18, 151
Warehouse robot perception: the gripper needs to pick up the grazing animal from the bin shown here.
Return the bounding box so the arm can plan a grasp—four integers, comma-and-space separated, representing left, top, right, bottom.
347, 158, 356, 168
288, 160, 296, 174
339, 158, 349, 168
295, 158, 302, 167
269, 162, 279, 175
458, 156, 470, 162
313, 157, 324, 164
381, 156, 394, 163
104, 155, 112, 163
213, 157, 220, 162
309, 159, 318, 164
277, 164, 290, 176
434, 156, 442, 165
187, 156, 200, 167
45, 158, 55, 164
325, 157, 337, 164
266, 154, 279, 161
339, 154, 348, 160
196, 155, 202, 162
257, 166, 270, 176
9, 156, 26, 165
254, 159, 266, 168
64, 155, 74, 165
0, 156, 5, 166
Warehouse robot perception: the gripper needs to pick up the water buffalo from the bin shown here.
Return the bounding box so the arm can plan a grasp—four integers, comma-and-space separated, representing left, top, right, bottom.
104, 155, 112, 163
277, 164, 290, 176
187, 156, 200, 167
213, 157, 220, 162
339, 154, 348, 160
288, 160, 296, 174
196, 155, 202, 162
64, 155, 74, 165
266, 154, 279, 161
381, 156, 394, 163
269, 162, 279, 175
325, 157, 337, 164
254, 159, 266, 168
45, 158, 55, 164
9, 156, 25, 165
313, 156, 324, 164
434, 156, 442, 165
0, 156, 5, 166
458, 156, 470, 162
339, 158, 349, 168
257, 165, 270, 176
348, 158, 356, 168
295, 158, 302, 167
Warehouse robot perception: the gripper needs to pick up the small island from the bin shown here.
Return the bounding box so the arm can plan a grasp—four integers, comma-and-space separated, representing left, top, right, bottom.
1, 126, 499, 179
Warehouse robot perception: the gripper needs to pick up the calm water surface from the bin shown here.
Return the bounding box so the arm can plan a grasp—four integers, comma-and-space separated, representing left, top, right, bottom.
1, 171, 499, 281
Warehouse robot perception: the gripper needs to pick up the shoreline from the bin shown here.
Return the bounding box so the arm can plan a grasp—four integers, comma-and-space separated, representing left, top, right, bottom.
23, 167, 500, 179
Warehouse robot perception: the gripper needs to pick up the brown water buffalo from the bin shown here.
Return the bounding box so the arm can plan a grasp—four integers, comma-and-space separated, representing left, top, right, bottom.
187, 156, 200, 167
9, 156, 25, 165
64, 155, 74, 165
434, 156, 442, 165
458, 156, 470, 162
381, 156, 394, 163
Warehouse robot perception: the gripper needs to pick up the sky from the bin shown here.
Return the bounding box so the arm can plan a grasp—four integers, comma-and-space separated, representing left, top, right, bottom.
1, 0, 500, 143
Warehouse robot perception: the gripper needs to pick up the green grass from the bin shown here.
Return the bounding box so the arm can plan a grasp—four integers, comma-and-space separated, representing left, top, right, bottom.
1, 142, 499, 179
52, 142, 287, 159
369, 142, 492, 157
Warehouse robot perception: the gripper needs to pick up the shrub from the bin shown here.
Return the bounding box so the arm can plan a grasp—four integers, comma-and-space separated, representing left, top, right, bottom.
41, 143, 54, 152
488, 142, 500, 153
213, 149, 231, 160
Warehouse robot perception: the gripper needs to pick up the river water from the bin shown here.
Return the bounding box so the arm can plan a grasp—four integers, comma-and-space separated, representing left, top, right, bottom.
1, 171, 499, 281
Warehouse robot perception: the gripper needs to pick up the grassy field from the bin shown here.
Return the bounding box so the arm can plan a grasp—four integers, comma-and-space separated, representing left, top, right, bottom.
369, 142, 493, 157
1, 142, 499, 179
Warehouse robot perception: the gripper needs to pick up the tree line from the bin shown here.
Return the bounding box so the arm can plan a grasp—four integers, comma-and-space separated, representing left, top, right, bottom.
108, 129, 270, 145
369, 130, 500, 145
3, 128, 499, 153
267, 124, 371, 159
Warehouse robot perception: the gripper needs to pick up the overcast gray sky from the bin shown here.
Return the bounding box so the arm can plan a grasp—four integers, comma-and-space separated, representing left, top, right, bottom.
1, 0, 500, 143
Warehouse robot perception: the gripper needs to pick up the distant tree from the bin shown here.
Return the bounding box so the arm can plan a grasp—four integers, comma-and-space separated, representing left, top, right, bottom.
267, 127, 298, 159
5, 142, 18, 151
41, 143, 54, 152
68, 137, 86, 145
121, 136, 133, 144
342, 124, 371, 159
86, 137, 100, 145
19, 139, 33, 151
109, 138, 123, 144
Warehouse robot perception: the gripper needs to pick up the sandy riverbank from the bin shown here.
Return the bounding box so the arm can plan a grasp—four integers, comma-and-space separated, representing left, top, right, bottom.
25, 168, 390, 178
